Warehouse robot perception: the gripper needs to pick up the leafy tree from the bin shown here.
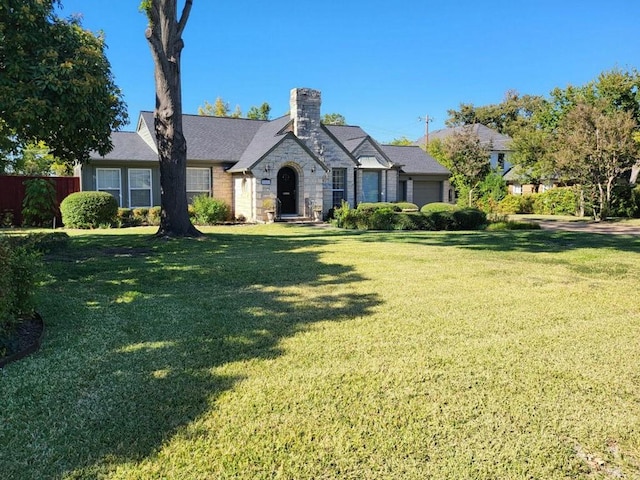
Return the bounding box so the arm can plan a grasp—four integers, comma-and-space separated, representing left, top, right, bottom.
555, 102, 638, 219
230, 105, 242, 118
246, 102, 271, 120
0, 0, 127, 165
142, 0, 200, 237
437, 127, 491, 207
198, 97, 230, 117
446, 90, 547, 137
321, 113, 346, 126
509, 128, 557, 192
389, 137, 413, 146
8, 141, 70, 176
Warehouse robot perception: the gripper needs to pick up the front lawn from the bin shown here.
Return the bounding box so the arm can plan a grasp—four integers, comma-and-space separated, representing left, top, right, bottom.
1, 225, 639, 479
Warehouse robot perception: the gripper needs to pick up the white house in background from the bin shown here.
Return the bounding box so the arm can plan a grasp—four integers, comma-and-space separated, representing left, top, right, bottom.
78, 88, 451, 221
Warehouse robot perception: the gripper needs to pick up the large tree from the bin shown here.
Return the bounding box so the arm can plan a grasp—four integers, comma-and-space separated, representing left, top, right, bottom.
555, 102, 638, 219
0, 0, 127, 169
142, 0, 200, 237
431, 127, 490, 207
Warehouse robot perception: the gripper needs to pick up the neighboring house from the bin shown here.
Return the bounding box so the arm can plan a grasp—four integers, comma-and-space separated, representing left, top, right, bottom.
415, 123, 513, 172
503, 167, 560, 195
77, 88, 450, 221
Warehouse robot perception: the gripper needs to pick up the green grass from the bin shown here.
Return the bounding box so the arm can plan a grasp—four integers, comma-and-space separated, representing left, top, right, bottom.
2, 225, 640, 479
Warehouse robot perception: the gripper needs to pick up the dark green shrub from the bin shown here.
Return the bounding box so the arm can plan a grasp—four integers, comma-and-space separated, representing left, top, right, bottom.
7, 231, 70, 254
422, 210, 456, 230
357, 202, 401, 212
420, 202, 457, 214
332, 202, 360, 229
132, 208, 149, 225
192, 195, 231, 225
1, 209, 15, 228
368, 207, 395, 230
393, 212, 430, 230
393, 202, 419, 212
60, 191, 118, 228
0, 237, 42, 355
609, 182, 640, 218
452, 208, 487, 230
22, 178, 57, 227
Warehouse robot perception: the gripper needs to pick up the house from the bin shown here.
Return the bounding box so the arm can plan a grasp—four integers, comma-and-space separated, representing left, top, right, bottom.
415, 123, 513, 172
77, 88, 450, 221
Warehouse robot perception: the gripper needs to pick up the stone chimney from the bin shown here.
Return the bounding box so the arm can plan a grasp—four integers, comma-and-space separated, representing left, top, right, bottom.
290, 88, 321, 144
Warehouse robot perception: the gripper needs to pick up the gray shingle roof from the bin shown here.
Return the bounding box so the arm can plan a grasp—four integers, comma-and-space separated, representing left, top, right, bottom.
381, 145, 450, 175
325, 125, 368, 153
94, 131, 157, 161
416, 123, 512, 152
140, 111, 267, 161
230, 116, 296, 171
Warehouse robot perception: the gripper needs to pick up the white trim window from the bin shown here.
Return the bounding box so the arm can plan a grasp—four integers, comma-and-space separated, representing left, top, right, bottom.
128, 168, 152, 208
186, 167, 212, 203
331, 168, 346, 207
512, 183, 523, 195
96, 168, 122, 206
362, 170, 381, 203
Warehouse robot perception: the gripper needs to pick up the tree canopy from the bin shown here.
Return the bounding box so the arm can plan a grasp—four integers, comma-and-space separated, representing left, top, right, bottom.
321, 113, 346, 126
0, 0, 128, 167
198, 97, 270, 120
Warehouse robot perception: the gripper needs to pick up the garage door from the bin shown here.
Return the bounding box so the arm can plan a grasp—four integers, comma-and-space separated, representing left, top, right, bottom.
413, 181, 442, 207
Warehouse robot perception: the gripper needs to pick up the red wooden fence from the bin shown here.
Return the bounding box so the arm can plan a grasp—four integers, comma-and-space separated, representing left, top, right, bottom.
0, 175, 80, 227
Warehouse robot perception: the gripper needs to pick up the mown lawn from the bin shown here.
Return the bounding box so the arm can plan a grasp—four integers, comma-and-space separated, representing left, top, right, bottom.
1, 224, 639, 479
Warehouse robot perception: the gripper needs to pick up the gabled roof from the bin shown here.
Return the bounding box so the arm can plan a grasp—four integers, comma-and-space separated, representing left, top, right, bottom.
416, 123, 512, 152
325, 124, 369, 153
381, 145, 450, 175
94, 131, 157, 161
139, 111, 267, 161
229, 116, 327, 172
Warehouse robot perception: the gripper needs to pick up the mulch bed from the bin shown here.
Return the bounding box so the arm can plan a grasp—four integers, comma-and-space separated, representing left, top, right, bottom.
0, 313, 44, 368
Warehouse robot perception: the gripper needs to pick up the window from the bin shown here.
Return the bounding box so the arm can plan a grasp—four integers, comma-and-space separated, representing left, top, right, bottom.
512, 183, 523, 195
128, 168, 152, 207
497, 153, 505, 171
96, 168, 121, 206
332, 168, 346, 207
186, 167, 212, 203
362, 171, 380, 203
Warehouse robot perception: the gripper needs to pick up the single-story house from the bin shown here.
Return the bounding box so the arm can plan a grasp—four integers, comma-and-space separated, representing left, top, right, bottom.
77, 88, 450, 221
415, 123, 513, 172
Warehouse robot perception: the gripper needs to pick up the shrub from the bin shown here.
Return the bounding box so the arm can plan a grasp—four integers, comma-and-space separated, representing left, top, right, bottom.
147, 207, 161, 226
496, 195, 523, 215
1, 209, 15, 228
22, 178, 57, 227
60, 192, 118, 228
420, 202, 458, 214
0, 236, 43, 354
393, 212, 429, 230
192, 195, 231, 225
452, 208, 487, 230
532, 188, 578, 215
357, 202, 401, 212
486, 221, 541, 231
368, 207, 395, 230
422, 210, 456, 230
117, 208, 139, 228
393, 202, 419, 212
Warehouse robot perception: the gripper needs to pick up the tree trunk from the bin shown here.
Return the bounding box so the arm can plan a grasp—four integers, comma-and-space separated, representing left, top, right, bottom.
145, 0, 200, 237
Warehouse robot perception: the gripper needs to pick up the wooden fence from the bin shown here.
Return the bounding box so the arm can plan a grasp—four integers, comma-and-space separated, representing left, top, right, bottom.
0, 175, 80, 227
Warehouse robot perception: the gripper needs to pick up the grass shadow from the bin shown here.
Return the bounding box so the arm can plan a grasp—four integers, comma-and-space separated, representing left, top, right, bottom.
1, 230, 380, 479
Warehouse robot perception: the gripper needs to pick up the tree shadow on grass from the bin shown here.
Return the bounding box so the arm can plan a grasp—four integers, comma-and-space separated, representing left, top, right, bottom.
1, 231, 380, 479
355, 229, 640, 254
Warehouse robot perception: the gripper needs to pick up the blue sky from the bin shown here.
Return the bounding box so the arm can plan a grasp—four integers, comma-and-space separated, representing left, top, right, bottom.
57, 1, 640, 143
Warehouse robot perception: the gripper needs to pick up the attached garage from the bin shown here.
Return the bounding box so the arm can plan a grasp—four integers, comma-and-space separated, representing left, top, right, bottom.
412, 180, 442, 208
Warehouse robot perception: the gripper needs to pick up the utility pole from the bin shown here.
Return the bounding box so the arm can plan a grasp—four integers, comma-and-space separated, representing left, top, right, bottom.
418, 114, 432, 150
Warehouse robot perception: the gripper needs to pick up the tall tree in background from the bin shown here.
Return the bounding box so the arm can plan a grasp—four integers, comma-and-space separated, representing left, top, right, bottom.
555, 102, 638, 219
321, 113, 346, 126
142, 0, 200, 237
246, 102, 271, 120
0, 0, 127, 170
198, 97, 229, 117
438, 127, 491, 207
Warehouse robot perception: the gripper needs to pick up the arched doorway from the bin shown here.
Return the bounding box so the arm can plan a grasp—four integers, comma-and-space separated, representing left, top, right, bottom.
277, 166, 297, 215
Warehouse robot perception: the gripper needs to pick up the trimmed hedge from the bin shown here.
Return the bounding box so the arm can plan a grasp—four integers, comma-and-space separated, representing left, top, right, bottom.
333, 203, 486, 231
393, 202, 419, 212
356, 202, 401, 212
60, 192, 118, 228
420, 202, 458, 214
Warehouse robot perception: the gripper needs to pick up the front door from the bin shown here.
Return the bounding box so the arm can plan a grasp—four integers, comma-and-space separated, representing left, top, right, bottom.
277, 167, 297, 214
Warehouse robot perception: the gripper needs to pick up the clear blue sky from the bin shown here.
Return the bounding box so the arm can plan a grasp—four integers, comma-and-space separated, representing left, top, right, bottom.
57, 0, 640, 143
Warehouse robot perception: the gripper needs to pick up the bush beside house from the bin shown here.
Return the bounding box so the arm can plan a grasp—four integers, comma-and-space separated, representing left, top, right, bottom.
60, 192, 118, 228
